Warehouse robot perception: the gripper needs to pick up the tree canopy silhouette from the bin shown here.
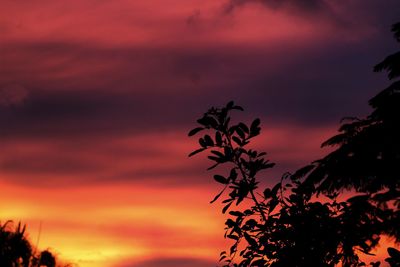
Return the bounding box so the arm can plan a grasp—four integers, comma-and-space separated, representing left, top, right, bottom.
301, 21, 400, 196
189, 22, 400, 267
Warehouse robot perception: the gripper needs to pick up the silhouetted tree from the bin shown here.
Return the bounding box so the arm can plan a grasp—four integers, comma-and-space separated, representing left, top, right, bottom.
298, 21, 400, 247
189, 22, 400, 267
0, 221, 68, 267
300, 22, 400, 203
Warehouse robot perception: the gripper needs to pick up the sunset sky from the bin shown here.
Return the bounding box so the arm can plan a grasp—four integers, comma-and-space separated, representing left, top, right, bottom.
1, 1, 400, 266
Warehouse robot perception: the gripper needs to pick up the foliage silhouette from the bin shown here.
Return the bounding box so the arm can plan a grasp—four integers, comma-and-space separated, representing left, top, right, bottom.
189, 22, 400, 267
299, 22, 400, 242
0, 221, 32, 267
0, 221, 71, 267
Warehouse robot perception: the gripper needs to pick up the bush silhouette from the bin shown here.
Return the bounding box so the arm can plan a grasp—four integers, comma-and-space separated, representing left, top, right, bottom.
0, 221, 70, 267
189, 22, 400, 267
0, 221, 32, 267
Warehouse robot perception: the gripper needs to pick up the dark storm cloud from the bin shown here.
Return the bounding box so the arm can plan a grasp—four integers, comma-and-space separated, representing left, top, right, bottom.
0, 155, 100, 175
221, 0, 400, 35
0, 34, 394, 142
0, 87, 210, 139
223, 0, 326, 14
116, 257, 215, 267
0, 144, 212, 187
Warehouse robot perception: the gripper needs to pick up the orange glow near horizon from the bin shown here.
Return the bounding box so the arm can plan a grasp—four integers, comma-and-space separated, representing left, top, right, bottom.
0, 182, 225, 266
0, 124, 396, 266
0, 125, 336, 266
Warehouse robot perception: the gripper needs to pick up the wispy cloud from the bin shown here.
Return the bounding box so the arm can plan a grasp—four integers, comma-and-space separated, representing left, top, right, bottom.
223, 0, 328, 14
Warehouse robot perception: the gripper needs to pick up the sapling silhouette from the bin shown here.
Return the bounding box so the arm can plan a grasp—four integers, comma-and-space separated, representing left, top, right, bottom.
188, 22, 400, 267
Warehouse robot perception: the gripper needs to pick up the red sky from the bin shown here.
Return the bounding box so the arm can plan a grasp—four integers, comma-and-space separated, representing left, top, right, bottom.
0, 0, 399, 266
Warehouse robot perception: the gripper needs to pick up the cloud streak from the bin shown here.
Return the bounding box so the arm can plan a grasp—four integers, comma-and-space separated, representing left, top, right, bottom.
116, 257, 215, 267
223, 0, 328, 14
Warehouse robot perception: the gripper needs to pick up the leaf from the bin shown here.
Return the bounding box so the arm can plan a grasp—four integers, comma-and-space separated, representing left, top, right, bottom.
271, 182, 281, 197
223, 201, 233, 213
243, 209, 253, 215
225, 218, 236, 228
226, 101, 234, 109
227, 234, 239, 240
207, 163, 219, 170
238, 122, 249, 133
188, 148, 205, 157
211, 150, 225, 158
229, 168, 238, 181
188, 127, 204, 136
208, 156, 225, 163
232, 136, 242, 146
223, 117, 231, 130
245, 219, 257, 228
197, 116, 218, 128
250, 118, 260, 132
258, 152, 266, 157
387, 247, 400, 258
229, 211, 243, 217
215, 131, 223, 146
244, 232, 258, 248
236, 127, 245, 139
263, 188, 271, 199
210, 188, 226, 203
228, 125, 236, 135
232, 105, 244, 111
230, 243, 237, 255
262, 162, 275, 169
224, 147, 233, 160
236, 197, 244, 206
269, 199, 278, 213
199, 138, 207, 148
214, 175, 229, 184
204, 134, 214, 146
